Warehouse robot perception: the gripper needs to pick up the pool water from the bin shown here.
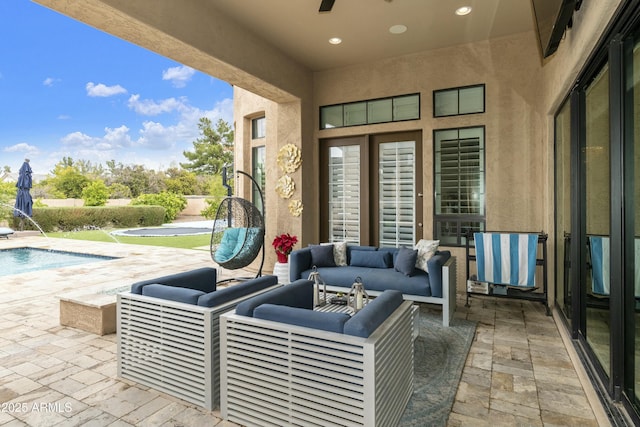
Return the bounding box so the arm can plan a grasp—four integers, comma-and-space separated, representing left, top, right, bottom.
0, 247, 117, 277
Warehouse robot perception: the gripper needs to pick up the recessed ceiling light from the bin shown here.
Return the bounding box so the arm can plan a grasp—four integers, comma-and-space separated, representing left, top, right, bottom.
389, 24, 407, 34
329, 37, 342, 45
455, 6, 472, 16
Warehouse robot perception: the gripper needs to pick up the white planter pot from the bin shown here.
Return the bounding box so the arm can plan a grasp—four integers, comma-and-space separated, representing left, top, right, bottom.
273, 262, 290, 284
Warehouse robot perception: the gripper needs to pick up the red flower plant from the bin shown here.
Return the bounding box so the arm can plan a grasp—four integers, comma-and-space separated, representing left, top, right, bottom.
272, 233, 298, 263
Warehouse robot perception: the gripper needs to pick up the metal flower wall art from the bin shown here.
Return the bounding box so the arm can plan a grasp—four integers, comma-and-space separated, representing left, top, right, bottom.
275, 175, 295, 199
277, 144, 302, 173
288, 199, 303, 217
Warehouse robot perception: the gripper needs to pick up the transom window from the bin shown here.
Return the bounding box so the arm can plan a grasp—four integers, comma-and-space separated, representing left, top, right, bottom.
320, 94, 420, 130
433, 84, 485, 117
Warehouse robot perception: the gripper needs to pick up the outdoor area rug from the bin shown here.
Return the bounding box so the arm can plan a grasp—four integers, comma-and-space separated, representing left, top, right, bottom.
399, 305, 477, 426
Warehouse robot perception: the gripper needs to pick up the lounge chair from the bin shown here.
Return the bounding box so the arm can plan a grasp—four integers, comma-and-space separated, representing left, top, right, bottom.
117, 269, 280, 410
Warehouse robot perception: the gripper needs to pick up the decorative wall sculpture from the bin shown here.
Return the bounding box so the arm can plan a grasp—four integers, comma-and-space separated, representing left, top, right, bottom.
288, 199, 303, 217
277, 144, 302, 173
275, 175, 295, 199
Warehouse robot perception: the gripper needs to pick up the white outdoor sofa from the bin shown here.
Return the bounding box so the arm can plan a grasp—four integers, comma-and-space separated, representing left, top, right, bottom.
220, 279, 414, 427
117, 268, 280, 410
289, 245, 457, 326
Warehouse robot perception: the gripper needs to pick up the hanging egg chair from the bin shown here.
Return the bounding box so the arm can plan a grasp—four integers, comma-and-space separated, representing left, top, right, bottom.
210, 168, 265, 277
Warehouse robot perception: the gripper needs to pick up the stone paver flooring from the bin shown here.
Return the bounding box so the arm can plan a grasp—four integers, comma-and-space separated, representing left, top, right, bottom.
0, 235, 609, 426
450, 295, 609, 426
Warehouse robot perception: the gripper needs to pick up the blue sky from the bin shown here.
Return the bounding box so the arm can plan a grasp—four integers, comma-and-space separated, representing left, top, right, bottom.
0, 0, 233, 178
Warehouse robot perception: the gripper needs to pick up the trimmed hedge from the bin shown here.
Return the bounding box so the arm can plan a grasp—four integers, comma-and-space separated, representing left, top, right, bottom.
13, 206, 166, 232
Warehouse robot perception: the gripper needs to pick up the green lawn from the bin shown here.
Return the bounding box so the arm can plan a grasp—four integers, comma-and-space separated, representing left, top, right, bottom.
47, 229, 211, 250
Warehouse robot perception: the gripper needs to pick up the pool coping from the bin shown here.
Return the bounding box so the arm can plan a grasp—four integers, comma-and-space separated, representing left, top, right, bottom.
1, 235, 216, 335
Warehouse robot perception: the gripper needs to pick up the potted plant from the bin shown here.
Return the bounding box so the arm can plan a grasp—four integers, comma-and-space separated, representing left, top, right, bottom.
272, 233, 298, 263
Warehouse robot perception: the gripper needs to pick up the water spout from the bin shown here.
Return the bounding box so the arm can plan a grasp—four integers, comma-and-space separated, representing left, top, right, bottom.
100, 229, 121, 244
0, 202, 49, 241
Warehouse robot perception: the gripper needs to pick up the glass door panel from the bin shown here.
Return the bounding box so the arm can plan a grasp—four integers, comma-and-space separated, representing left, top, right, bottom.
632, 37, 640, 405
328, 145, 360, 243
555, 101, 572, 318
584, 63, 611, 376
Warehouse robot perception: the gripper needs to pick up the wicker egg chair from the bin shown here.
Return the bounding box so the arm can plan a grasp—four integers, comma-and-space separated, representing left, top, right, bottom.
210, 168, 265, 279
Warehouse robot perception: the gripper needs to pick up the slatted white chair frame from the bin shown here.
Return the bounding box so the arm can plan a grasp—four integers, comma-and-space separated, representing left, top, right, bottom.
117, 284, 280, 410
220, 300, 414, 427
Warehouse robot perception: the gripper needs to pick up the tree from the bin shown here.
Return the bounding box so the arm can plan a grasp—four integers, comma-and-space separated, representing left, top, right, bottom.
201, 175, 233, 219
164, 167, 197, 195
181, 118, 234, 175
0, 181, 17, 223
131, 191, 187, 222
82, 180, 110, 206
107, 183, 132, 199
105, 161, 164, 197
46, 161, 90, 198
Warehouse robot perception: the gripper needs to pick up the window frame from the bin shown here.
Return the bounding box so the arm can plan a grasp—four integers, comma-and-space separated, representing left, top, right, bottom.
320, 131, 422, 246
319, 93, 420, 130
433, 84, 486, 117
432, 125, 486, 246
251, 116, 266, 139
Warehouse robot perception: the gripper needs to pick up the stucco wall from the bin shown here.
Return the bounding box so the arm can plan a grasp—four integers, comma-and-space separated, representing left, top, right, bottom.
313, 30, 545, 285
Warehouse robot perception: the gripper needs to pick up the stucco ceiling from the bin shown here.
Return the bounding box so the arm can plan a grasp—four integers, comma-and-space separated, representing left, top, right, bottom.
211, 0, 535, 71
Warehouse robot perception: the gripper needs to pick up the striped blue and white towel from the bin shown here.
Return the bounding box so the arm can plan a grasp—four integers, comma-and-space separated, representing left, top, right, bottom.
589, 236, 609, 296
474, 233, 538, 287
589, 236, 640, 297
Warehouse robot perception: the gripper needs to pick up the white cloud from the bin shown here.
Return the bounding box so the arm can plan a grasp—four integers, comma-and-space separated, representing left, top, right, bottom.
86, 82, 128, 97
43, 77, 58, 87
49, 96, 234, 171
3, 142, 39, 155
61, 126, 133, 150
162, 65, 195, 88
128, 94, 187, 116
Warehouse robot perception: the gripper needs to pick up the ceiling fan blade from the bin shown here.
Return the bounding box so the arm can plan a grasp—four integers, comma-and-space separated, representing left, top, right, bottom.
319, 0, 335, 12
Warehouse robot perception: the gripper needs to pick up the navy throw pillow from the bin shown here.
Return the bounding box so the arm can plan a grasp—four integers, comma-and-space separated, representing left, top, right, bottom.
350, 250, 392, 268
310, 244, 336, 267
394, 247, 418, 277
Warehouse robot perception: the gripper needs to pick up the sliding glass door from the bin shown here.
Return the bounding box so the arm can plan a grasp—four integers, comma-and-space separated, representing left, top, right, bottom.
553, 5, 640, 421
584, 63, 611, 375
555, 100, 572, 320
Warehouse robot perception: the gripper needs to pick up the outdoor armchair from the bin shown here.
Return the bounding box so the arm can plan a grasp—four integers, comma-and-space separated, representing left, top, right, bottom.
118, 271, 280, 410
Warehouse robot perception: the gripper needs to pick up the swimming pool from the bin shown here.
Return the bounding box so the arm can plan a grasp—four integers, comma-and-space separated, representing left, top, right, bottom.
0, 247, 117, 277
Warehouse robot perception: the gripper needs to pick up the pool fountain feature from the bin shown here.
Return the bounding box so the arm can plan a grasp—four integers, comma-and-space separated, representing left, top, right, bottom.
0, 202, 49, 240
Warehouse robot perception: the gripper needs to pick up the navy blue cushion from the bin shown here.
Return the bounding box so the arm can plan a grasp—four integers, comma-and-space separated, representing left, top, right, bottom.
197, 275, 278, 307
235, 279, 314, 317
131, 267, 217, 294
141, 284, 205, 305
310, 244, 336, 267
394, 247, 418, 277
344, 290, 404, 338
350, 250, 391, 268
253, 304, 350, 334
300, 266, 431, 296
346, 246, 376, 264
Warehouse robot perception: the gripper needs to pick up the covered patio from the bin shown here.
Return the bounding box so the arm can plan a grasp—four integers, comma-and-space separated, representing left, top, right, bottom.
0, 235, 605, 425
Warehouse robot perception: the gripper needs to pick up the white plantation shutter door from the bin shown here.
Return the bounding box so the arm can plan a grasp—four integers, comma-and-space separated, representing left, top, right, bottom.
328, 145, 360, 243
379, 141, 415, 247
